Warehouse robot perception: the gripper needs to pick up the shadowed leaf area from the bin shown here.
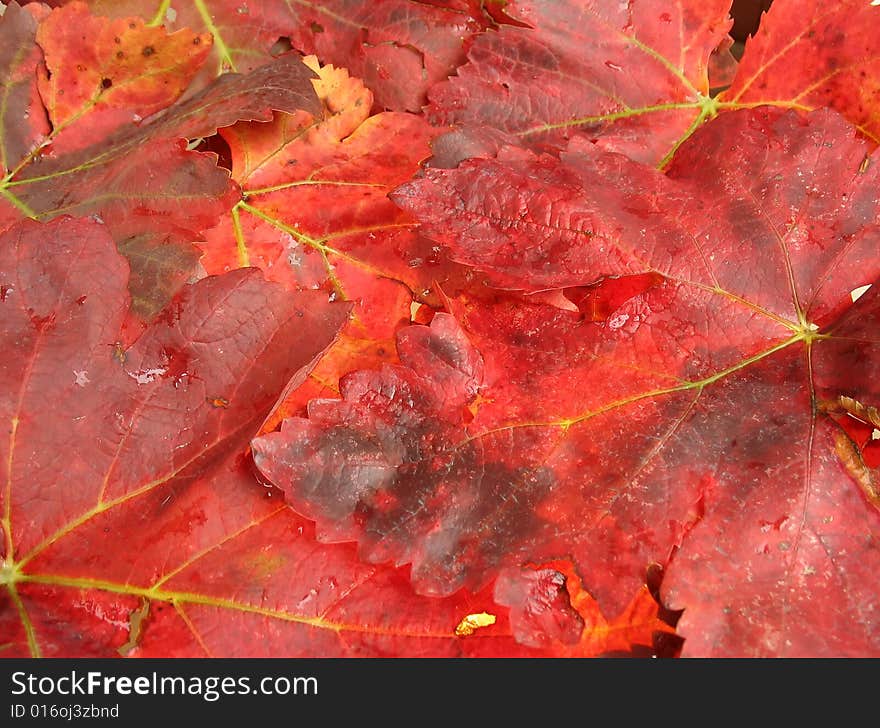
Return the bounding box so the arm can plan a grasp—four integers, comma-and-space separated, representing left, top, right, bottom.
0, 2, 322, 321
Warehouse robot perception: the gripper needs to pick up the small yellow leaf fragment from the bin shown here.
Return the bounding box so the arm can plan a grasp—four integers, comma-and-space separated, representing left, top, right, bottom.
454, 612, 496, 637
467, 393, 492, 419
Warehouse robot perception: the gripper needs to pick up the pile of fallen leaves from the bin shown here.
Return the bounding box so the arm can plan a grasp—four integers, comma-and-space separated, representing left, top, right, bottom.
1, 0, 878, 658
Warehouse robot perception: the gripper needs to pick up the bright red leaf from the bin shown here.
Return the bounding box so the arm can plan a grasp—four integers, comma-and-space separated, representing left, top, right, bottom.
3, 0, 879, 660
200, 57, 467, 423
723, 0, 880, 142
426, 0, 880, 166
256, 108, 880, 655
426, 0, 734, 164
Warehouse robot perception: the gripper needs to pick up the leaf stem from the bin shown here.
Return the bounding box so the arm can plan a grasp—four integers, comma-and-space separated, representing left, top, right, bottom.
148, 0, 173, 27
6, 583, 40, 657
193, 0, 236, 72
0, 186, 36, 218
656, 96, 718, 170
231, 204, 250, 267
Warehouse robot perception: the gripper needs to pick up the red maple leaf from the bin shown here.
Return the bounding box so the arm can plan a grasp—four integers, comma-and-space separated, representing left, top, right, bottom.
427, 0, 880, 166
58, 0, 493, 111
0, 217, 483, 656
725, 0, 880, 141
0, 2, 322, 321
0, 215, 668, 658
255, 108, 880, 656
2, 0, 879, 659
426, 0, 735, 163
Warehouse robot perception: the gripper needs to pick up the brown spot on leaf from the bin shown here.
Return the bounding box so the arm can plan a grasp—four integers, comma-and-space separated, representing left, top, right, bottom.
112, 342, 127, 366
837, 395, 880, 429
117, 598, 150, 657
